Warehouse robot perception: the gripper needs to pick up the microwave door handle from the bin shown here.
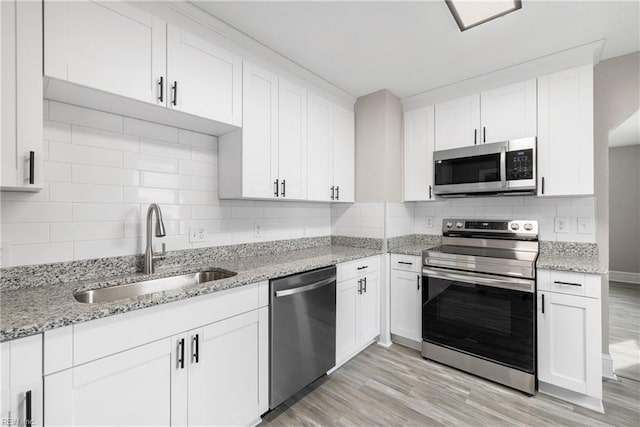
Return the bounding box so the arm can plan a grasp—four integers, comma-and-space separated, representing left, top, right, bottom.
500, 145, 507, 189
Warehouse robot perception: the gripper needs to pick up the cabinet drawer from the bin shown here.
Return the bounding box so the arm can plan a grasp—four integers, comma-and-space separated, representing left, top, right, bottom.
390, 254, 421, 272
338, 256, 380, 282
538, 269, 601, 298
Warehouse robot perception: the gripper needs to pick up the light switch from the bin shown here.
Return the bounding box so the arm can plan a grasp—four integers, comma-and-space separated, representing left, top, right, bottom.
578, 217, 594, 234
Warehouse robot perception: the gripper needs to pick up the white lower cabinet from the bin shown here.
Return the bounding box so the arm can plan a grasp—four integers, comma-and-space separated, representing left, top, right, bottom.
44, 282, 269, 426
0, 334, 43, 427
537, 269, 603, 412
390, 256, 422, 343
336, 256, 380, 365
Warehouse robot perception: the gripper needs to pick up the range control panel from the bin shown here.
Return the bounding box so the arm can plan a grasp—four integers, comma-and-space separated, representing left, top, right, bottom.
506, 149, 534, 180
442, 219, 539, 237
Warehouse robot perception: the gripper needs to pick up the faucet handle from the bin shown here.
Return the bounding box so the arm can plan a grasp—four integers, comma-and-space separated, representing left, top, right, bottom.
154, 242, 167, 259
161, 242, 166, 255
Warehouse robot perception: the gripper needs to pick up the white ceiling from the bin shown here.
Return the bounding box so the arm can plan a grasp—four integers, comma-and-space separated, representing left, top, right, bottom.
193, 1, 639, 99
609, 110, 639, 147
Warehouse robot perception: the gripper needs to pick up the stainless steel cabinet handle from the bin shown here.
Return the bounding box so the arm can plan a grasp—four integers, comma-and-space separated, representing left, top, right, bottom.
29, 151, 35, 185
554, 281, 582, 287
274, 277, 335, 297
429, 185, 432, 199
417, 274, 420, 290
336, 186, 340, 200
541, 294, 545, 314
357, 265, 368, 270
363, 277, 367, 293
483, 126, 486, 143
398, 261, 413, 265
192, 334, 199, 364
177, 338, 185, 369
330, 186, 335, 200
274, 179, 279, 197
281, 179, 286, 197
541, 177, 545, 195
474, 129, 477, 145
158, 76, 164, 102
357, 279, 362, 295
25, 390, 32, 426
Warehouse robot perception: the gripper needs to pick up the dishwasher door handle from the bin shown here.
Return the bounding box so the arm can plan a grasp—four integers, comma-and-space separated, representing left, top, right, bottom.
274, 277, 335, 297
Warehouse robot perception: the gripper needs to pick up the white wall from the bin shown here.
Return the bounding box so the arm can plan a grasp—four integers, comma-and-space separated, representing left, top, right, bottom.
0, 101, 331, 267
411, 196, 596, 242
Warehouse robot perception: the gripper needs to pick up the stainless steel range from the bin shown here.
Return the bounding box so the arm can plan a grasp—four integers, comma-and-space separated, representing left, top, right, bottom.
421, 219, 539, 394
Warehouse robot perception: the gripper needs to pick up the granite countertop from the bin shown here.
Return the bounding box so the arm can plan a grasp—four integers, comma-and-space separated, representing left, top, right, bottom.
388, 243, 440, 256
0, 245, 381, 342
387, 234, 442, 256
536, 254, 607, 274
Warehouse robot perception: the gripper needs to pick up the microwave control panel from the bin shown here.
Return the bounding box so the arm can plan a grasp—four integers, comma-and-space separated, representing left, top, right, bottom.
506, 149, 534, 180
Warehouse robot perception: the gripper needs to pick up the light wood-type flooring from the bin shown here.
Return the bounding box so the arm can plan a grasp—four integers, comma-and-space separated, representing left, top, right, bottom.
609, 282, 640, 382
263, 343, 639, 426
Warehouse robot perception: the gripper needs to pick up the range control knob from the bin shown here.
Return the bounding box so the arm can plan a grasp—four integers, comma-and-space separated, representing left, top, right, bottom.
510, 223, 520, 231
456, 221, 464, 229
446, 221, 453, 228
524, 223, 533, 231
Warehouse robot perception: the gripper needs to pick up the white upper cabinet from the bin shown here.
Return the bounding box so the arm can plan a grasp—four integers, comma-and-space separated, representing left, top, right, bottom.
307, 94, 333, 202
278, 79, 308, 200
167, 25, 242, 126
537, 65, 594, 196
480, 79, 537, 144
306, 95, 355, 203
45, 0, 166, 105
403, 105, 435, 201
434, 94, 480, 150
1, 0, 43, 191
332, 105, 355, 203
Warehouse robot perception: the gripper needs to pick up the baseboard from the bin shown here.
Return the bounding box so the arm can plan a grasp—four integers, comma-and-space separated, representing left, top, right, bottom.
602, 353, 617, 380
610, 270, 640, 285
538, 381, 604, 414
391, 333, 422, 351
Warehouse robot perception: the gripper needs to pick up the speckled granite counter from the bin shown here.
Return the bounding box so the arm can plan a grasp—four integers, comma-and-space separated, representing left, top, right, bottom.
537, 241, 607, 274
387, 234, 441, 256
0, 244, 381, 342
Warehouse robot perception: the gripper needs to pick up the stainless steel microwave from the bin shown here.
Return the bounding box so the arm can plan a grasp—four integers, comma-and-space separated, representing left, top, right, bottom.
433, 137, 536, 197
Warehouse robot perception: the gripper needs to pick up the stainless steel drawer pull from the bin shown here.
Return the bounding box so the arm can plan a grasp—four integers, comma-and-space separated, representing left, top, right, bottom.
274, 277, 335, 297
25, 390, 32, 426
417, 274, 420, 290
553, 281, 582, 287
357, 265, 368, 270
177, 338, 185, 369
398, 261, 413, 265
192, 334, 199, 364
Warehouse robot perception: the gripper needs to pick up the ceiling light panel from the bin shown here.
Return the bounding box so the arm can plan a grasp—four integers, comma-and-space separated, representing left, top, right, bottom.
446, 0, 522, 31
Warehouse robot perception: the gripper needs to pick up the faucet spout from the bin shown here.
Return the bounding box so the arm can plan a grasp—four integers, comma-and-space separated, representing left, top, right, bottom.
144, 203, 167, 274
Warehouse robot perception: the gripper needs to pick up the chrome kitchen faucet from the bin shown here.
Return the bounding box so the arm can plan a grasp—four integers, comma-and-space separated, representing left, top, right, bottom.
144, 203, 167, 274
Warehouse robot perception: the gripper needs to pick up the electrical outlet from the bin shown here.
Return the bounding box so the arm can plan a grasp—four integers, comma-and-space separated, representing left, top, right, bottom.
554, 217, 568, 233
189, 227, 205, 243
254, 224, 262, 238
425, 217, 433, 228
578, 217, 594, 234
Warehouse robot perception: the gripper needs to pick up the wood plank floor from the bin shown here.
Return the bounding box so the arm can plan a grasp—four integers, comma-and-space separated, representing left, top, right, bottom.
262, 343, 640, 426
609, 282, 640, 382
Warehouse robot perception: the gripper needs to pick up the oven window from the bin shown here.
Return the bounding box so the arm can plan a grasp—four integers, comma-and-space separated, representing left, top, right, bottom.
435, 153, 501, 185
422, 275, 534, 373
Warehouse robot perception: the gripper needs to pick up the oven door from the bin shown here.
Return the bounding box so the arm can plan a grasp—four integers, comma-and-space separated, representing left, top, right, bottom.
433, 141, 508, 195
422, 267, 535, 373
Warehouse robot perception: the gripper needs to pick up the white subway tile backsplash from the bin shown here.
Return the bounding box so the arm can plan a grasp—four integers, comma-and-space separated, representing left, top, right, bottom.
72, 164, 140, 186
49, 101, 123, 132
50, 221, 124, 242
140, 138, 191, 160
179, 129, 218, 150
123, 152, 178, 173
72, 126, 139, 152
123, 117, 179, 143
123, 187, 178, 204
74, 238, 141, 260
1, 223, 50, 245
44, 120, 71, 143
190, 175, 217, 192
9, 242, 74, 266
179, 190, 218, 205
73, 203, 140, 222
51, 183, 123, 203
178, 159, 216, 177
2, 202, 72, 223
44, 161, 72, 182
50, 141, 122, 168
141, 171, 191, 190
191, 205, 231, 220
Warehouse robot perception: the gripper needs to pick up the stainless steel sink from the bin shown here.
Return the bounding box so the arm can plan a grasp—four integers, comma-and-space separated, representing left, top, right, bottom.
74, 268, 237, 304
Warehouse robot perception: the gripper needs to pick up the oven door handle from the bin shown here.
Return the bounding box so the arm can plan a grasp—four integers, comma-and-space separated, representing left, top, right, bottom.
422, 267, 534, 293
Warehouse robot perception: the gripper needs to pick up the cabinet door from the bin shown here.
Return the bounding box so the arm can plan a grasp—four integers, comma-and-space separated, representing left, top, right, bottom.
403, 106, 435, 201
1, 0, 43, 190
1, 335, 43, 427
188, 309, 264, 426
44, 338, 173, 426
537, 65, 594, 196
278, 79, 308, 200
241, 62, 279, 198
44, 0, 166, 105
480, 79, 537, 143
336, 278, 360, 364
390, 270, 422, 341
434, 94, 481, 150
167, 25, 242, 126
307, 94, 333, 201
359, 273, 380, 346
332, 105, 355, 202
538, 291, 601, 395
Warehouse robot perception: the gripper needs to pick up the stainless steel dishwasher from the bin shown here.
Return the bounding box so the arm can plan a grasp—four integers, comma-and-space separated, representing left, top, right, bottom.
269, 265, 336, 409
